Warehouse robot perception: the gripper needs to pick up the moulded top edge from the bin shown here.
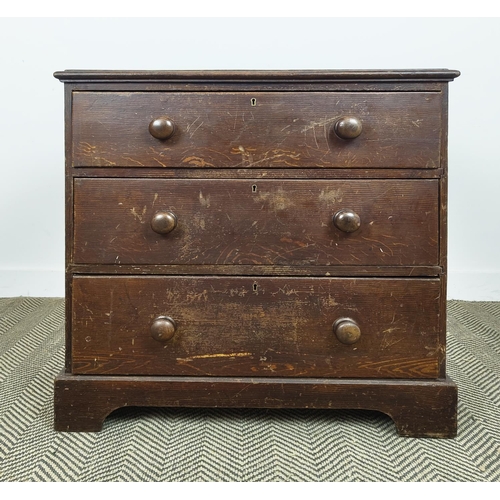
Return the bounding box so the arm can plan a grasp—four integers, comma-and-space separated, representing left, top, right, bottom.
53, 69, 461, 83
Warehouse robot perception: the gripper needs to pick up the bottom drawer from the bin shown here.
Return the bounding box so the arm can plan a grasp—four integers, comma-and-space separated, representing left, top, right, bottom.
71, 276, 442, 378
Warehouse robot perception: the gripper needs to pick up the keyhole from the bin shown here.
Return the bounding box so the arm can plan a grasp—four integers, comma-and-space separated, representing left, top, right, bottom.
253, 283, 258, 292
252, 184, 257, 193
251, 98, 257, 106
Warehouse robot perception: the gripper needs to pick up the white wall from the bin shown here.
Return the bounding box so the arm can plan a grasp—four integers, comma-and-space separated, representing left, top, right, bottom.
0, 17, 499, 300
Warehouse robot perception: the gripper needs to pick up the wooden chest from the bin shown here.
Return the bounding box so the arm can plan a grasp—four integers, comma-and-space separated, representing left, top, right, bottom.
53, 69, 460, 437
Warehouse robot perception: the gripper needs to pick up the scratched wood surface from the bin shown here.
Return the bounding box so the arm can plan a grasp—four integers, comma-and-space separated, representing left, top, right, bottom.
55, 69, 459, 436
71, 92, 442, 168
54, 373, 457, 436
73, 178, 439, 266
73, 167, 443, 179
71, 276, 441, 378
69, 264, 442, 277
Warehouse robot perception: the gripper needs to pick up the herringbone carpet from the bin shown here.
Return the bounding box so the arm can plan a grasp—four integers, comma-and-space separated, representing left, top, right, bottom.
0, 298, 499, 481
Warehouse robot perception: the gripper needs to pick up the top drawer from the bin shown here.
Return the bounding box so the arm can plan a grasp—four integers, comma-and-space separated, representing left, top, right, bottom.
71, 91, 442, 169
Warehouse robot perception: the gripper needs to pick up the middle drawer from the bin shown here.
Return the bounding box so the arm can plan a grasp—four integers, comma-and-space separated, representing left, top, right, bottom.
73, 178, 439, 266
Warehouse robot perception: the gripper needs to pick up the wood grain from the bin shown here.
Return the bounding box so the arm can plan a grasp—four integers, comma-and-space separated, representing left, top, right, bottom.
69, 264, 443, 277
60, 82, 448, 93
54, 69, 461, 82
71, 167, 444, 179
71, 276, 442, 378
73, 178, 439, 266
54, 372, 458, 437
72, 91, 442, 168
55, 69, 459, 437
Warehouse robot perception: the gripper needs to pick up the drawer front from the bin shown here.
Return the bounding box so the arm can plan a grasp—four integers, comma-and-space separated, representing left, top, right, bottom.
73, 178, 439, 266
72, 91, 441, 168
71, 276, 441, 378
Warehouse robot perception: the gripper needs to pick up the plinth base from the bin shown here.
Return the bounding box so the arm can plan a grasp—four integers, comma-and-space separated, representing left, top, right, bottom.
54, 372, 457, 437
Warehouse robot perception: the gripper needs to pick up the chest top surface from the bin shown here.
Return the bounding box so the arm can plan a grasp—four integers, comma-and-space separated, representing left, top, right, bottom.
54, 68, 460, 81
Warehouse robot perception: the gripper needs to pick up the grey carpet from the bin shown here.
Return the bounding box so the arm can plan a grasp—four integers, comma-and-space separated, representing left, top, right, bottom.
0, 297, 499, 481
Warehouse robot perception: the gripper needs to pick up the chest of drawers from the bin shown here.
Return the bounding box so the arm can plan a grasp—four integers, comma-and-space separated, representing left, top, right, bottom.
53, 69, 460, 437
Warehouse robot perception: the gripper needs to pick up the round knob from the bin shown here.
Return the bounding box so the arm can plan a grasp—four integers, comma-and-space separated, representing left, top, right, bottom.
334, 117, 362, 139
151, 211, 177, 234
150, 316, 177, 342
333, 318, 361, 345
149, 117, 175, 140
333, 209, 361, 233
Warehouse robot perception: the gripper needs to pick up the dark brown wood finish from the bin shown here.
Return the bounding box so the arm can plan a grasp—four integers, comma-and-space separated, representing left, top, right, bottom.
72, 91, 442, 169
71, 276, 442, 378
54, 372, 457, 437
68, 264, 443, 277
54, 70, 460, 100
74, 167, 444, 179
73, 178, 439, 266
54, 69, 461, 83
64, 84, 74, 372
438, 84, 450, 378
54, 69, 459, 437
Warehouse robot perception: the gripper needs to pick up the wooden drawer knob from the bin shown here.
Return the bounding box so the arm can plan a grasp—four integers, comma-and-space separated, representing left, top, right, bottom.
151, 211, 178, 234
333, 318, 361, 345
151, 316, 177, 342
149, 117, 175, 140
333, 209, 361, 233
334, 116, 362, 139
